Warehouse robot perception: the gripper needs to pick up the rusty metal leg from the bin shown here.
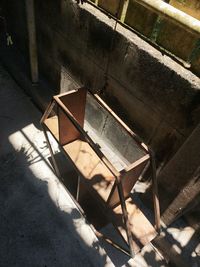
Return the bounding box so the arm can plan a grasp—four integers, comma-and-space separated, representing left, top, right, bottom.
41, 124, 61, 178
40, 100, 56, 124
92, 227, 131, 257
116, 179, 135, 258
150, 150, 161, 233
76, 175, 81, 202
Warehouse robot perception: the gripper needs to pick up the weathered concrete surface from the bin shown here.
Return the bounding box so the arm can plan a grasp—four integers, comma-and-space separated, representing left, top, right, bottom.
125, 0, 158, 37
0, 58, 199, 267
98, 0, 123, 17
2, 0, 200, 228
0, 63, 172, 266
0, 65, 114, 267
153, 220, 200, 267
156, 20, 197, 61
3, 0, 200, 161
33, 1, 200, 163
158, 122, 200, 222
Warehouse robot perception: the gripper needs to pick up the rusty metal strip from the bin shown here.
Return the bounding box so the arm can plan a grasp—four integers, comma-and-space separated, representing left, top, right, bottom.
41, 124, 61, 179
116, 179, 135, 258
40, 100, 56, 124
149, 149, 161, 233
53, 93, 120, 178
93, 227, 131, 257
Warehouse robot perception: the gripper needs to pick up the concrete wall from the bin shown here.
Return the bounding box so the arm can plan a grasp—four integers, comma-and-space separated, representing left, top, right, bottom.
89, 0, 200, 76
34, 1, 200, 162
2, 0, 200, 215
3, 0, 28, 56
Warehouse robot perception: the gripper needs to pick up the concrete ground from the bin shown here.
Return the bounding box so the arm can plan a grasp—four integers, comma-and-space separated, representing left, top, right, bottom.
0, 64, 112, 267
0, 62, 168, 267
0, 63, 198, 267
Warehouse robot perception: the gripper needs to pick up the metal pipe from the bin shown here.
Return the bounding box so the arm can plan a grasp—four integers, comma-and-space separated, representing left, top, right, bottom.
26, 0, 39, 83
134, 0, 200, 36
149, 149, 161, 233
42, 124, 61, 178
